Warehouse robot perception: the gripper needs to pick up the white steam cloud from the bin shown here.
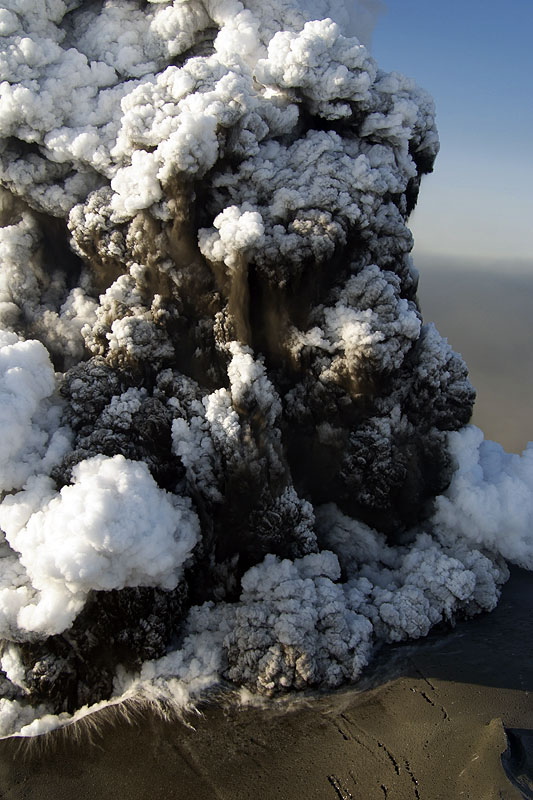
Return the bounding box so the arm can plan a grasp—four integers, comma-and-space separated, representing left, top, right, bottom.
0, 454, 199, 636
0, 0, 530, 737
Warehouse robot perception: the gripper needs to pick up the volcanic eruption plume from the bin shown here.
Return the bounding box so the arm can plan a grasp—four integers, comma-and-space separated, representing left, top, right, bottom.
0, 0, 532, 737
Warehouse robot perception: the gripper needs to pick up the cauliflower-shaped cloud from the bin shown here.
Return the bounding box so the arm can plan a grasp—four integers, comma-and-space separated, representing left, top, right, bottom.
434, 426, 533, 569
0, 455, 199, 636
0, 330, 70, 493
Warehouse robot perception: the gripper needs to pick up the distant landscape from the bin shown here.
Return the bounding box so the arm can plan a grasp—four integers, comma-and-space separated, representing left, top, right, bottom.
417, 254, 533, 453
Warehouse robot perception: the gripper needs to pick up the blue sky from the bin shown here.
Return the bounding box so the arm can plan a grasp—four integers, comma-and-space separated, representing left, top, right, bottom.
371, 0, 533, 264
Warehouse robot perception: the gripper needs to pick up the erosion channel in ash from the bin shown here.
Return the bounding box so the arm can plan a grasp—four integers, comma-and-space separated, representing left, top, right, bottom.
0, 0, 532, 737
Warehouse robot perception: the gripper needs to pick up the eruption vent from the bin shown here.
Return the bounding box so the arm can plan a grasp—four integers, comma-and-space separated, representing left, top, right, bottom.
0, 0, 532, 737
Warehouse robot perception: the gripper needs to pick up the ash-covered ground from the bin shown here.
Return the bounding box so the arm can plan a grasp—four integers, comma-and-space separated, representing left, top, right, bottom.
0, 0, 532, 737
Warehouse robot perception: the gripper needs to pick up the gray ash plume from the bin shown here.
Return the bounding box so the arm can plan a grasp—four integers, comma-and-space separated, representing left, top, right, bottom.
0, 0, 530, 737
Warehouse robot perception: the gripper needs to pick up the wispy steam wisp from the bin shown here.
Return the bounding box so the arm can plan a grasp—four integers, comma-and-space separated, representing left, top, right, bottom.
0, 0, 530, 737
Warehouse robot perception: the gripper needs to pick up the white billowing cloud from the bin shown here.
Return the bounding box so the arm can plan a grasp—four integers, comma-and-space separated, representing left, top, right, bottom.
0, 455, 200, 636
73, 0, 212, 78
0, 0, 431, 227
255, 19, 377, 118
434, 426, 533, 569
198, 205, 264, 270
0, 330, 70, 493
0, 698, 51, 739
110, 150, 163, 216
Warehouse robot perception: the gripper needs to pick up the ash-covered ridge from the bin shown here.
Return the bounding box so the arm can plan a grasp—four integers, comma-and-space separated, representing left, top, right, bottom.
0, 0, 531, 737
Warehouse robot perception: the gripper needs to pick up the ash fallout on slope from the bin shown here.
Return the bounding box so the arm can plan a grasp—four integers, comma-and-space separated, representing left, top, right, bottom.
0, 0, 531, 737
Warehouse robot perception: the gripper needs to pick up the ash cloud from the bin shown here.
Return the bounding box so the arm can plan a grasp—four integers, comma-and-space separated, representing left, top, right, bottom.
0, 0, 530, 737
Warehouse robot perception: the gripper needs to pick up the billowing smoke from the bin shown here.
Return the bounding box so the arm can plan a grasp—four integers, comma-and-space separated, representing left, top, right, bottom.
0, 0, 531, 737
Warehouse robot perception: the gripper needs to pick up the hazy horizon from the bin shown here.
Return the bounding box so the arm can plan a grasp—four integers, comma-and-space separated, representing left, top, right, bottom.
417, 257, 533, 454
